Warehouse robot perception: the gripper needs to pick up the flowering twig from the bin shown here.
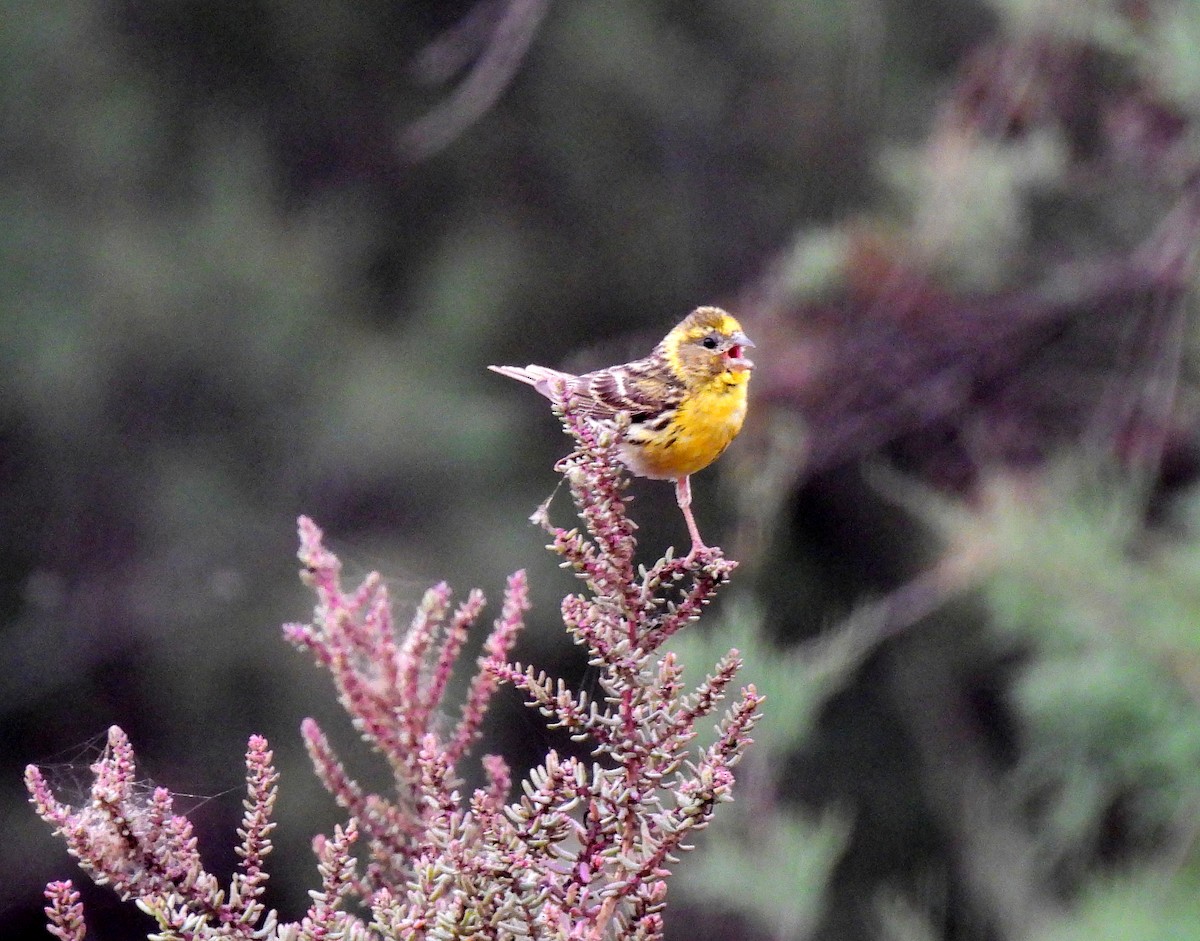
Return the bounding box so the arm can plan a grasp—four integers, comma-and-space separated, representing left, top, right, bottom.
26, 728, 279, 939
283, 518, 528, 893
481, 399, 762, 938
43, 881, 86, 941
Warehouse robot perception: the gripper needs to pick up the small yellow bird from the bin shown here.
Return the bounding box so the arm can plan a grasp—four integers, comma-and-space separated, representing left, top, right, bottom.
489, 306, 755, 557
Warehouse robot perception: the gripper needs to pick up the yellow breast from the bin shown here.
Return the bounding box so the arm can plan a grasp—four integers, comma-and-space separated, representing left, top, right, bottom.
622, 374, 749, 480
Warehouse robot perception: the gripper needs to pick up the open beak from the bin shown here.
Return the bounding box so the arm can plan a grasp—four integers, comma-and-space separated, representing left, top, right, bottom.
726, 331, 755, 371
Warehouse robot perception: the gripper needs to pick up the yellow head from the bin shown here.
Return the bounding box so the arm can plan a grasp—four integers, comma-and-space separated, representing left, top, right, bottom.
660, 306, 755, 389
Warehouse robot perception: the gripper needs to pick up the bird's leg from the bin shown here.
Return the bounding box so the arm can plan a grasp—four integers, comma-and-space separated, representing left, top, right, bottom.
674, 476, 708, 559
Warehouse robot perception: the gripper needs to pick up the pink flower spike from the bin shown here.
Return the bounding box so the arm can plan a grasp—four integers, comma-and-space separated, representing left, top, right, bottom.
43, 881, 86, 941
301, 718, 365, 816
424, 588, 487, 722
480, 753, 512, 810
234, 735, 279, 902
91, 725, 137, 804
448, 569, 529, 763
397, 581, 453, 727
25, 764, 70, 828
304, 820, 361, 933
296, 515, 341, 597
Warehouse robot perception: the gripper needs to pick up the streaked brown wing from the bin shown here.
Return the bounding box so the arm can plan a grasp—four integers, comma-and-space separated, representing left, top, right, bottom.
568, 355, 683, 420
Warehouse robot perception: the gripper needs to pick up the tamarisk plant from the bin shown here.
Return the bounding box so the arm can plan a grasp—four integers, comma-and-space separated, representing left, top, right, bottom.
26, 400, 763, 940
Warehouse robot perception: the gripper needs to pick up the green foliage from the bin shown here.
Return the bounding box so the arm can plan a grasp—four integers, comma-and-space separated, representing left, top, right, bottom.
1149, 1, 1200, 112
984, 0, 1132, 43
666, 605, 851, 935
668, 602, 866, 754
682, 808, 848, 939
880, 131, 1069, 289
933, 468, 1200, 911
1037, 868, 1200, 941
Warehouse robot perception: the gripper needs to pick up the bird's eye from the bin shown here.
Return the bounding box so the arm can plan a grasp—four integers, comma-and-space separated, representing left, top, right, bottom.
702, 336, 719, 350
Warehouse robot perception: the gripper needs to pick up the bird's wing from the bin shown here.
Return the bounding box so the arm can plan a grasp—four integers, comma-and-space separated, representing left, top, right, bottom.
490, 357, 682, 420
570, 357, 683, 420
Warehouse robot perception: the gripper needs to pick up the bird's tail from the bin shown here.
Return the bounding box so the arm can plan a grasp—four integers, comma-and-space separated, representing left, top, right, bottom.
488, 364, 574, 400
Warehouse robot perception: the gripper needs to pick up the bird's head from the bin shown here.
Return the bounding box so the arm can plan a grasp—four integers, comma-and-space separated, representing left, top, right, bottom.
662, 306, 755, 386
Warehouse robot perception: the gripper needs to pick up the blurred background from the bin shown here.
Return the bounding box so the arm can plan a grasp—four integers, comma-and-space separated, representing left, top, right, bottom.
5, 1, 1200, 939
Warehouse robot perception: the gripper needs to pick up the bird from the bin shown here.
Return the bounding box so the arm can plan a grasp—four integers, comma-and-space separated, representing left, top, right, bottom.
489, 306, 755, 558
